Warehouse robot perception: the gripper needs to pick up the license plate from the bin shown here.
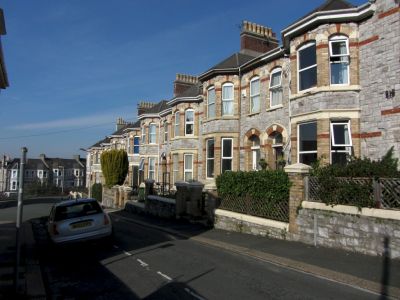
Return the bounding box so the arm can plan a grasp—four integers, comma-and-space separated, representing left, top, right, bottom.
71, 221, 91, 229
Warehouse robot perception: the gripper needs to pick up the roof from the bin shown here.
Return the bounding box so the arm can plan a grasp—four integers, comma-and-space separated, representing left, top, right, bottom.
110, 123, 132, 136
144, 100, 169, 114
175, 83, 202, 98
199, 52, 256, 81
89, 137, 111, 148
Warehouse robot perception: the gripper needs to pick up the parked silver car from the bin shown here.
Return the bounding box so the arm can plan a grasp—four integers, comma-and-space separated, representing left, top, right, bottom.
48, 198, 113, 244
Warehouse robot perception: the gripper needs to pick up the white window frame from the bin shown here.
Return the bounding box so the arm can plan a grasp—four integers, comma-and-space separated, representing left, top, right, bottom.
163, 121, 168, 143
141, 126, 146, 144
222, 83, 234, 116
250, 76, 260, 114
184, 154, 193, 182
297, 42, 317, 92
139, 158, 145, 171
185, 109, 194, 136
174, 111, 180, 137
149, 123, 156, 144
329, 35, 350, 86
269, 68, 283, 108
297, 121, 318, 164
206, 139, 215, 179
133, 136, 140, 155
330, 121, 352, 147
221, 138, 233, 173
207, 86, 216, 119
148, 157, 156, 180
38, 170, 43, 178
12, 170, 17, 178
172, 154, 179, 183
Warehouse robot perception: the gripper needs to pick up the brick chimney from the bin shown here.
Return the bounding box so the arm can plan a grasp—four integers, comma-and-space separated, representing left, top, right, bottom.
137, 101, 157, 116
240, 21, 279, 56
116, 117, 127, 131
173, 74, 198, 97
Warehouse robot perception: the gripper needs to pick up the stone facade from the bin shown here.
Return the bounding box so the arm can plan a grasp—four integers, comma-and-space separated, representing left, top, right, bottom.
87, 0, 399, 191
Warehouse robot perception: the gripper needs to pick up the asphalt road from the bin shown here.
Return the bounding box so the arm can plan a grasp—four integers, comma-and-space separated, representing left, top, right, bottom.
22, 205, 380, 300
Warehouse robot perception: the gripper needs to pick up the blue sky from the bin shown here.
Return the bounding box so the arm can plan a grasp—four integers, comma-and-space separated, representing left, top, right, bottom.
0, 0, 366, 159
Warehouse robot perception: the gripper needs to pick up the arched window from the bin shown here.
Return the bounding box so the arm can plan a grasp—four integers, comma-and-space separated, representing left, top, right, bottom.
185, 109, 194, 136
298, 42, 317, 91
222, 83, 234, 116
250, 76, 260, 113
329, 35, 350, 85
249, 135, 261, 170
270, 68, 283, 107
149, 123, 156, 144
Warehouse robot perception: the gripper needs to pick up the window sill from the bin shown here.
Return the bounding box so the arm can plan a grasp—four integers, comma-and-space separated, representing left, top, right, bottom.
266, 104, 283, 112
247, 111, 261, 117
291, 85, 361, 100
202, 116, 239, 123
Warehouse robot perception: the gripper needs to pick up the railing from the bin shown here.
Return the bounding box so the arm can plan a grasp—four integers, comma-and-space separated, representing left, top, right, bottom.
307, 177, 400, 210
219, 195, 289, 222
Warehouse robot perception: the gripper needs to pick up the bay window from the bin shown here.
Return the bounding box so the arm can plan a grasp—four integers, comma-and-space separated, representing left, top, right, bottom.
163, 121, 168, 143
206, 139, 215, 178
133, 136, 140, 154
270, 68, 283, 107
222, 83, 234, 116
141, 127, 146, 144
298, 42, 317, 91
298, 122, 317, 165
185, 109, 194, 136
250, 76, 260, 113
207, 87, 215, 118
221, 138, 233, 173
330, 36, 350, 85
173, 154, 179, 183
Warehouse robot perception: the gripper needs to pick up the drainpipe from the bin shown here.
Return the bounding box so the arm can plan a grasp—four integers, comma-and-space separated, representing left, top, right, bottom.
157, 120, 161, 183
284, 54, 292, 164
238, 65, 242, 172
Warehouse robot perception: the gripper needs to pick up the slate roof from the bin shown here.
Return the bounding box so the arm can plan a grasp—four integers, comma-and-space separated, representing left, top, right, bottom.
110, 123, 132, 136
288, 0, 356, 28
9, 158, 85, 170
90, 137, 111, 148
175, 83, 202, 98
143, 100, 169, 114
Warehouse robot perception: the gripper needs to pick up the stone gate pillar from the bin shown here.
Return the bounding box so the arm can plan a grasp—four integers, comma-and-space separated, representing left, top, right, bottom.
284, 163, 311, 234
175, 181, 188, 218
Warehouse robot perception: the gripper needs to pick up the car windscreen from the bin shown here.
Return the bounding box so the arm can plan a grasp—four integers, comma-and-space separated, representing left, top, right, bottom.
54, 201, 102, 221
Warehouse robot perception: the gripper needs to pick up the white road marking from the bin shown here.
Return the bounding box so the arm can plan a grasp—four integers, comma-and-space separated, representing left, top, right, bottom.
184, 288, 205, 300
137, 259, 148, 267
157, 271, 172, 281
113, 245, 119, 249
124, 251, 132, 256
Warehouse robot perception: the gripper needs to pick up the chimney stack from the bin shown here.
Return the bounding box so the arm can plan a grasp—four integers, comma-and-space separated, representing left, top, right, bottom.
240, 21, 279, 56
137, 101, 157, 116
173, 74, 198, 97
116, 117, 127, 131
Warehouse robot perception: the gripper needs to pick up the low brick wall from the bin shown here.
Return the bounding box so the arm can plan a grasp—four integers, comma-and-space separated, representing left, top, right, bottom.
296, 201, 400, 258
146, 195, 176, 219
214, 209, 289, 240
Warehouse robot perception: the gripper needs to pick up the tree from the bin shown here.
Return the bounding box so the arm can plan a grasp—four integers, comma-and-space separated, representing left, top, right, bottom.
100, 149, 129, 188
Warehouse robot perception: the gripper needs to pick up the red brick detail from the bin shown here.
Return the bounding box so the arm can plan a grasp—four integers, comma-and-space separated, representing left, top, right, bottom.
316, 44, 328, 49
245, 128, 261, 138
214, 147, 221, 150
241, 84, 249, 89
215, 88, 222, 92
381, 107, 400, 116
260, 77, 269, 83
349, 42, 359, 48
291, 137, 297, 141
356, 131, 382, 138
276, 126, 284, 134
240, 146, 251, 150
290, 55, 296, 61
263, 144, 272, 149
266, 127, 274, 135
317, 133, 330, 139
233, 147, 240, 150
336, 24, 341, 33
358, 35, 379, 47
378, 7, 400, 19
303, 34, 307, 41
195, 112, 203, 116
194, 161, 202, 165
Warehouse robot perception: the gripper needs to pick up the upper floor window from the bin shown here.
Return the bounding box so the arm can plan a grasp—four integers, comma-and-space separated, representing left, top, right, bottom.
163, 121, 168, 143
12, 170, 17, 178
149, 124, 156, 144
298, 42, 317, 92
270, 68, 283, 107
133, 136, 140, 154
222, 83, 234, 116
298, 122, 317, 165
141, 127, 146, 144
329, 36, 349, 85
207, 87, 216, 118
185, 109, 194, 136
174, 111, 180, 137
250, 77, 260, 113
221, 138, 233, 173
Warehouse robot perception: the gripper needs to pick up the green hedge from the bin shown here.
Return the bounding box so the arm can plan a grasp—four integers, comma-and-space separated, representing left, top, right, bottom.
216, 170, 291, 203
91, 183, 102, 202
100, 149, 129, 188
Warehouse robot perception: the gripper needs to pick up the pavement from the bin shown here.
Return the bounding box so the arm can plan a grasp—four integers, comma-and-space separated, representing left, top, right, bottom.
115, 204, 400, 299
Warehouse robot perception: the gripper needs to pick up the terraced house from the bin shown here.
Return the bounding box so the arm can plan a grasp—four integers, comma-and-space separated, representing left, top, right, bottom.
86, 0, 400, 191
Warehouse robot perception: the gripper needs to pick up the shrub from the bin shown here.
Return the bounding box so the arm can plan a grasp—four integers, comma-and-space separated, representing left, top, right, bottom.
91, 183, 102, 202
216, 170, 291, 203
100, 149, 129, 188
